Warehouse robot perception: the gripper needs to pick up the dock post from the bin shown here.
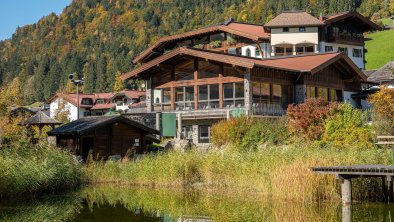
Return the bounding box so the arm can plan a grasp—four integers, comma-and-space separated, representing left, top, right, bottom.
340, 175, 352, 204
387, 176, 394, 203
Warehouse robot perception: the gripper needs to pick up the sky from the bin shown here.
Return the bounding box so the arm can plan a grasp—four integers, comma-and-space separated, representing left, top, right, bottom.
0, 0, 72, 41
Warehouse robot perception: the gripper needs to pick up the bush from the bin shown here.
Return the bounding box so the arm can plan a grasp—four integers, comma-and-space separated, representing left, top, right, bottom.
369, 87, 394, 135
287, 98, 339, 141
322, 103, 374, 149
211, 116, 289, 151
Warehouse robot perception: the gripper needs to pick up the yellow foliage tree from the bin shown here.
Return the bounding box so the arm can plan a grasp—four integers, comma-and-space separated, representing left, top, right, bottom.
113, 71, 125, 92
368, 87, 394, 135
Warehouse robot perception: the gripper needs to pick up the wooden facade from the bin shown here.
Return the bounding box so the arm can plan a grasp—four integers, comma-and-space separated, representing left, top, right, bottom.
48, 116, 160, 161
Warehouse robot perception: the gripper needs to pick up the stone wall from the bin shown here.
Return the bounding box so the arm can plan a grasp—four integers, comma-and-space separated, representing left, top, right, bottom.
295, 85, 307, 104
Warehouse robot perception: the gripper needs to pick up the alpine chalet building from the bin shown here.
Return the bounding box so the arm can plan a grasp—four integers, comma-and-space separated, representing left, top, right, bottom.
121, 11, 380, 144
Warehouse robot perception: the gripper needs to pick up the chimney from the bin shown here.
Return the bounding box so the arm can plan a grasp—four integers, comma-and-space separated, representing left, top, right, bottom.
319, 12, 323, 21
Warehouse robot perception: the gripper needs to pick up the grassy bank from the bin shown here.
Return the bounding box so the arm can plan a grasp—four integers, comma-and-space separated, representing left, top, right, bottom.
0, 141, 81, 197
83, 145, 392, 202
365, 29, 394, 70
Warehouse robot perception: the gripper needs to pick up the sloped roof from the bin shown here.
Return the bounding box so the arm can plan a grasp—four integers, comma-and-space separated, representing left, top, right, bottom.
323, 11, 381, 31
367, 62, 394, 83
47, 115, 159, 136
133, 19, 269, 64
23, 110, 60, 126
265, 11, 324, 28
122, 47, 367, 80
91, 103, 116, 110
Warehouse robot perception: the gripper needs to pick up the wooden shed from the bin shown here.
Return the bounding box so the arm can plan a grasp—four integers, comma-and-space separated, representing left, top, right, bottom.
47, 115, 160, 161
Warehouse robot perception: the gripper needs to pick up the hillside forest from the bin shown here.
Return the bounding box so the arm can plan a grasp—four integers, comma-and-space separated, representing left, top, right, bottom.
0, 0, 393, 106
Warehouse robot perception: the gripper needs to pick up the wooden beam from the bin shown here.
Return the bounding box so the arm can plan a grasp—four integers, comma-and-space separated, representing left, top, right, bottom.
219, 64, 223, 108
157, 63, 173, 72
194, 59, 198, 110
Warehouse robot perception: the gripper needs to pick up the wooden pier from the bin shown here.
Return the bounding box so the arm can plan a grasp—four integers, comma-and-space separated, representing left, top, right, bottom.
312, 165, 394, 204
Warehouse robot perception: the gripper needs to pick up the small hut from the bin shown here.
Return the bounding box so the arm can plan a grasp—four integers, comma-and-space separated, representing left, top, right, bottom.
47, 115, 160, 162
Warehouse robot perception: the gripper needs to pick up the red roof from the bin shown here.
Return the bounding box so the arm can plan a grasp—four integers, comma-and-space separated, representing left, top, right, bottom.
265, 11, 324, 28
133, 20, 269, 64
122, 47, 367, 81
91, 103, 116, 110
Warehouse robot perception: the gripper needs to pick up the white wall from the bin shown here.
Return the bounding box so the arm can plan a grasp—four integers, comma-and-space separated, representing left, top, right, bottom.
50, 97, 84, 122
270, 27, 319, 47
240, 43, 270, 58
319, 42, 364, 69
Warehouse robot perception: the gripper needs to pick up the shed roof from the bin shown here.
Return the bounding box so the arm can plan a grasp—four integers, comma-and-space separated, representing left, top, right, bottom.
367, 61, 394, 83
122, 47, 367, 81
23, 110, 60, 126
265, 11, 324, 28
133, 19, 269, 64
47, 115, 159, 136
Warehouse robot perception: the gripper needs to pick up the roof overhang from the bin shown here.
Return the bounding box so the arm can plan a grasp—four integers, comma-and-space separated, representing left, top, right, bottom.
122, 47, 368, 82
324, 12, 382, 31
133, 24, 269, 64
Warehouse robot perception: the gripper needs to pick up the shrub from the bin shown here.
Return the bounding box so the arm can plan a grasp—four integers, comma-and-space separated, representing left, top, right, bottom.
209, 40, 221, 48
322, 103, 374, 149
368, 87, 394, 135
287, 98, 339, 141
211, 116, 289, 151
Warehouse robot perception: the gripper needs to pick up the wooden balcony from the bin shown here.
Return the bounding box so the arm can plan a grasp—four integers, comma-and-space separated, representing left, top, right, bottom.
327, 34, 365, 46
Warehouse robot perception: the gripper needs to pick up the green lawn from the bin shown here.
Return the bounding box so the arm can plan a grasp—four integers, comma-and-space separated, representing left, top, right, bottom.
365, 29, 394, 70
379, 18, 393, 26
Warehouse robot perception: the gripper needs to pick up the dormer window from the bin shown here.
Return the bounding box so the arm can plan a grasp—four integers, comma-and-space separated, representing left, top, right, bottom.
299, 27, 306, 32
81, 98, 93, 105
283, 27, 289, 32
96, 99, 104, 104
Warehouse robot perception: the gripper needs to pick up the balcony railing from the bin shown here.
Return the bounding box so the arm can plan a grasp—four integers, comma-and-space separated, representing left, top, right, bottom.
327, 33, 364, 44
252, 103, 285, 116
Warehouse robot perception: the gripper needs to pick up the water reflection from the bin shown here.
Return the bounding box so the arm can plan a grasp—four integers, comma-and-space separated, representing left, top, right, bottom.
1, 186, 394, 221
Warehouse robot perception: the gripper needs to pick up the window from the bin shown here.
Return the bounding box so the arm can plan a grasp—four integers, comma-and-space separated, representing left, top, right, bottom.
246, 48, 251, 57
338, 47, 348, 55
275, 47, 293, 56
252, 82, 292, 109
198, 84, 219, 109
299, 26, 306, 32
199, 126, 211, 143
283, 27, 289, 32
223, 82, 244, 108
255, 48, 260, 57
182, 126, 193, 141
198, 61, 219, 79
353, 49, 362, 58
325, 46, 333, 52
96, 99, 104, 104
153, 88, 171, 111
175, 86, 194, 110
81, 98, 93, 105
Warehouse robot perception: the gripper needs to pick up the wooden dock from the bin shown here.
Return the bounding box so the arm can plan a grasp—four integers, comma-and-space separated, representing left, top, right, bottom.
312, 165, 394, 204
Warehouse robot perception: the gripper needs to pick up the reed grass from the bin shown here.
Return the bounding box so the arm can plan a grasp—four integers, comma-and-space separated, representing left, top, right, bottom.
83, 144, 393, 202
0, 141, 81, 197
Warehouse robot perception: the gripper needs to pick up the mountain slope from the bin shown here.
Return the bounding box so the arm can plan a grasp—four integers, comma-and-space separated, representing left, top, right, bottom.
0, 0, 390, 104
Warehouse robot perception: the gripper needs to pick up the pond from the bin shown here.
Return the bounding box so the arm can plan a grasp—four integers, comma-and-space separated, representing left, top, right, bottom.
1, 186, 394, 222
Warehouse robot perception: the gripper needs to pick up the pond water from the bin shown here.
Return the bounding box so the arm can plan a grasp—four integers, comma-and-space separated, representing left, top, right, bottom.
1, 186, 394, 222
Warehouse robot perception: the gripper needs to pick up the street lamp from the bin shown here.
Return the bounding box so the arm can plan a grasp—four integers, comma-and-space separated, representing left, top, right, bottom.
68, 74, 84, 120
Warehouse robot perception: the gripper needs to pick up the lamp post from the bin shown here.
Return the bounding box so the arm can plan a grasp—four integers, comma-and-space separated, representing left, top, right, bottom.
68, 74, 84, 120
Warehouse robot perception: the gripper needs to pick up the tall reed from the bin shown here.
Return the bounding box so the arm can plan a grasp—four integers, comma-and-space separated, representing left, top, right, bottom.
83, 144, 393, 202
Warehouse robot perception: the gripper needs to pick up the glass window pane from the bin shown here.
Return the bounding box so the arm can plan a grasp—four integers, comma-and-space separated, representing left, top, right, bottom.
198, 61, 219, 79
163, 88, 171, 103
209, 101, 220, 109
175, 88, 184, 102
223, 83, 234, 99
234, 82, 244, 98
199, 126, 210, 143
185, 87, 194, 101
261, 83, 270, 102
272, 84, 282, 104
210, 84, 219, 100
198, 85, 208, 101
